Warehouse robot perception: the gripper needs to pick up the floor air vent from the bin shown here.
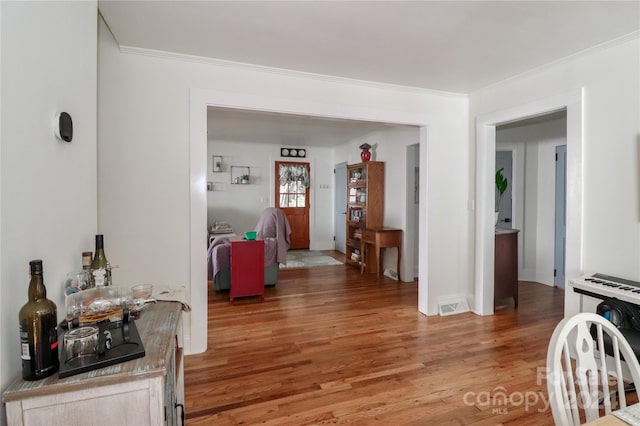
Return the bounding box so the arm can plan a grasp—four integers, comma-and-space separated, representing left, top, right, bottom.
438, 298, 470, 316
383, 269, 398, 280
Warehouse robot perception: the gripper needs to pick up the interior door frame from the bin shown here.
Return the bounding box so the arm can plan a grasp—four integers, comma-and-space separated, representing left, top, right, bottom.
190, 89, 431, 354
275, 160, 311, 249
474, 89, 583, 316
554, 144, 567, 288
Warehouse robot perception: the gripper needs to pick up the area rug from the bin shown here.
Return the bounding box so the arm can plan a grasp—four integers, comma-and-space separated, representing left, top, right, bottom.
280, 250, 343, 269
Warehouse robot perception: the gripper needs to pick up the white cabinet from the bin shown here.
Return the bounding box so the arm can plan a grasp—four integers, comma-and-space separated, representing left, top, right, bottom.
3, 302, 184, 426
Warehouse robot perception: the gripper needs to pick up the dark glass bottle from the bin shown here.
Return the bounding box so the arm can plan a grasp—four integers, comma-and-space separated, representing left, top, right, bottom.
91, 234, 111, 286
19, 260, 59, 380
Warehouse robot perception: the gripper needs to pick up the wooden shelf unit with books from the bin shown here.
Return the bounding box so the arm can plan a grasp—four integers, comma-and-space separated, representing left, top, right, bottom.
345, 161, 384, 271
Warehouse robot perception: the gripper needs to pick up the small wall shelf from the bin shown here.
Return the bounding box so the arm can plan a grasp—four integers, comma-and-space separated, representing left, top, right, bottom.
231, 166, 251, 184
207, 182, 225, 192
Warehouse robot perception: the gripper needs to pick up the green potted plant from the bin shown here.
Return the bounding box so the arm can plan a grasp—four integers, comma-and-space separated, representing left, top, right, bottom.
495, 168, 508, 225
240, 174, 250, 184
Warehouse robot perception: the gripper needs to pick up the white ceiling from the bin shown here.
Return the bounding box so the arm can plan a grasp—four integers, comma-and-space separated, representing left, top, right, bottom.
99, 0, 640, 146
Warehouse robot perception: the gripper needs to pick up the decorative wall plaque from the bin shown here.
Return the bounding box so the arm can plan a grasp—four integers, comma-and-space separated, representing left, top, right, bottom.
280, 147, 306, 158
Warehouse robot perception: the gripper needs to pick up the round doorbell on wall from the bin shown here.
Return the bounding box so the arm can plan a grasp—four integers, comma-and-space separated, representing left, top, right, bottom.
54, 112, 73, 142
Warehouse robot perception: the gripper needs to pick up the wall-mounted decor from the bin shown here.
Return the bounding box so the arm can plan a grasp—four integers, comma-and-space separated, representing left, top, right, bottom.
280, 147, 306, 158
231, 166, 251, 184
207, 182, 225, 191
212, 155, 223, 172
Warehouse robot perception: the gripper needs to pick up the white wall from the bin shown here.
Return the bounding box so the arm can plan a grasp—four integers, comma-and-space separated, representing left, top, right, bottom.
470, 34, 640, 315
497, 116, 566, 286
523, 143, 540, 279
311, 149, 337, 250
0, 0, 97, 411
98, 16, 469, 352
206, 139, 335, 249
206, 141, 273, 236
0, 2, 4, 409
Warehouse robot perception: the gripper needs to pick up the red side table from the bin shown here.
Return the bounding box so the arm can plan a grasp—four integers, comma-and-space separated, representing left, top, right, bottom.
230, 238, 265, 304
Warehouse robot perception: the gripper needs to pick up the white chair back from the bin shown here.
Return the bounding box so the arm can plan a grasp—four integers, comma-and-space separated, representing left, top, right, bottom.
546, 312, 640, 425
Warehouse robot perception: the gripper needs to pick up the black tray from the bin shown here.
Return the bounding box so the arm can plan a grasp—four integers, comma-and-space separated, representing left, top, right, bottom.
58, 317, 145, 379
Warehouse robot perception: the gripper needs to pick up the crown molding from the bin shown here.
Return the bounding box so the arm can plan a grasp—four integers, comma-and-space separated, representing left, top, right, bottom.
118, 45, 467, 99
120, 29, 638, 99
476, 30, 640, 94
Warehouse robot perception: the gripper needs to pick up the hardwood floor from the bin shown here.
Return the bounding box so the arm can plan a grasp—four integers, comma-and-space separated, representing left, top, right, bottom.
185, 262, 564, 425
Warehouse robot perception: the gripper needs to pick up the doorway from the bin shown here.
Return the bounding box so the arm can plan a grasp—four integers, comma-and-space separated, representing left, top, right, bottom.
407, 143, 420, 279
190, 89, 430, 354
334, 162, 347, 254
276, 161, 310, 249
474, 89, 583, 316
495, 151, 513, 228
496, 116, 567, 289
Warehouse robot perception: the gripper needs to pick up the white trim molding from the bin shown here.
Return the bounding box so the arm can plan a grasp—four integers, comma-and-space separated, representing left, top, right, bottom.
189, 88, 433, 352
474, 89, 583, 316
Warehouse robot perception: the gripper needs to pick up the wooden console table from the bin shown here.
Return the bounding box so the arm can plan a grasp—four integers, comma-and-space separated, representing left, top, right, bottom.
361, 227, 402, 280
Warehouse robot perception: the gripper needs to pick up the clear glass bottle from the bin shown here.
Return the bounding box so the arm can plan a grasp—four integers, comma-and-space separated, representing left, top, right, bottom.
19, 260, 59, 380
82, 251, 92, 271
91, 235, 111, 286
82, 251, 94, 289
65, 252, 95, 296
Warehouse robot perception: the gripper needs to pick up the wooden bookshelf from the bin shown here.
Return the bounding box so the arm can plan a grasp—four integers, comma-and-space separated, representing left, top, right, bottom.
345, 161, 384, 271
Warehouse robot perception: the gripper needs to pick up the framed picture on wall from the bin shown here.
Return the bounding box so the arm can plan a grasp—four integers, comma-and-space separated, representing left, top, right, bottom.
213, 155, 223, 173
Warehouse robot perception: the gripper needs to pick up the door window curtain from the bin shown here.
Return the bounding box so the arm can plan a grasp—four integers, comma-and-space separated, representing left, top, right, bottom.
279, 164, 309, 208
279, 164, 309, 188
